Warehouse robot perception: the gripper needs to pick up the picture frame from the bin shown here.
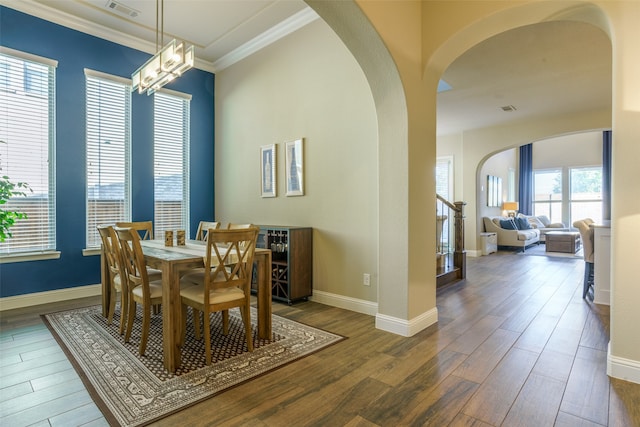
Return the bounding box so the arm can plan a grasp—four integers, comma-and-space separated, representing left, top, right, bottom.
260, 144, 276, 197
285, 138, 304, 196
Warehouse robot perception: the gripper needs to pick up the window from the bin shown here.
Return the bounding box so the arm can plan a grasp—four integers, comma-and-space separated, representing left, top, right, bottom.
25, 63, 47, 97
436, 156, 453, 202
533, 169, 563, 223
570, 166, 602, 225
0, 48, 56, 255
85, 70, 131, 248
154, 91, 190, 238
436, 156, 453, 253
533, 166, 603, 226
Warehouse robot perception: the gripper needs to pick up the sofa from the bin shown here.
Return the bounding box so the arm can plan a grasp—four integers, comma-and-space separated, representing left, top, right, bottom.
483, 216, 540, 251
516, 214, 570, 241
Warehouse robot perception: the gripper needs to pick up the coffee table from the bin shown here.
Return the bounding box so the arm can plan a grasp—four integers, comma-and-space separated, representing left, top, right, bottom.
545, 231, 581, 254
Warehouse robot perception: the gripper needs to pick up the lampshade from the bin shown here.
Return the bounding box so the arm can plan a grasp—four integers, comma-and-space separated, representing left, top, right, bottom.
503, 201, 519, 211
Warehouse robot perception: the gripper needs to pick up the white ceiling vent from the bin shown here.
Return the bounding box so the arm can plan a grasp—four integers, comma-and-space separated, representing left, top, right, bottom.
105, 0, 140, 18
500, 105, 517, 112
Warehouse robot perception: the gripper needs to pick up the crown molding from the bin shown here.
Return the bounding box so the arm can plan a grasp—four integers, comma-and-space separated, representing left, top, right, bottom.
212, 7, 319, 72
1, 0, 317, 75
1, 0, 157, 54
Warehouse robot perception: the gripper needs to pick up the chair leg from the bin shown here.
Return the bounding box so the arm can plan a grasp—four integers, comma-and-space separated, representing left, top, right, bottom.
139, 304, 150, 356
203, 309, 212, 365
222, 310, 230, 335
240, 306, 253, 352
107, 287, 117, 325
179, 303, 187, 347
583, 262, 594, 301
119, 289, 128, 335
125, 299, 136, 343
193, 308, 202, 340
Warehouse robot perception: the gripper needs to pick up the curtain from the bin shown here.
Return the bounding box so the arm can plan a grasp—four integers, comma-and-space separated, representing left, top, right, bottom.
603, 130, 612, 221
518, 143, 533, 215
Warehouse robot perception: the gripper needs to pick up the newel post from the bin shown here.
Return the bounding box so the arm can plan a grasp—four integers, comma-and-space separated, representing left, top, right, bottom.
454, 201, 466, 279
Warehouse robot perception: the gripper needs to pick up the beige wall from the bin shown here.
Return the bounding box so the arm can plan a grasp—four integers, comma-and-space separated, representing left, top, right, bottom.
479, 148, 517, 219
533, 131, 602, 169
215, 19, 379, 304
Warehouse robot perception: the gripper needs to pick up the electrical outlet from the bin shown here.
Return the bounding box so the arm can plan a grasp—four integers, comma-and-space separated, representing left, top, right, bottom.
363, 273, 371, 286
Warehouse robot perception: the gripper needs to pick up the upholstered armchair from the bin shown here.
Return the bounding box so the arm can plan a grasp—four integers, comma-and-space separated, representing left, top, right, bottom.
573, 218, 595, 300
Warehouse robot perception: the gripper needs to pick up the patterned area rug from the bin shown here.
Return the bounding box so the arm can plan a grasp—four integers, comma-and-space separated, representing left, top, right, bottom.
42, 305, 344, 426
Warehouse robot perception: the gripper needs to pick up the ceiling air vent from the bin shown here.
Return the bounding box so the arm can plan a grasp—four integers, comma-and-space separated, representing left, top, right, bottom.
500, 105, 517, 112
105, 0, 140, 18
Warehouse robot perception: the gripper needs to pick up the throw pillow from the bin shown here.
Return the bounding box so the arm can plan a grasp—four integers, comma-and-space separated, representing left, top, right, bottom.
537, 215, 551, 227
500, 218, 517, 230
515, 217, 531, 230
526, 216, 545, 229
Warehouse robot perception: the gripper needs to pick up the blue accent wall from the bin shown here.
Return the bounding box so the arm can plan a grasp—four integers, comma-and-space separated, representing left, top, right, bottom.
0, 6, 215, 298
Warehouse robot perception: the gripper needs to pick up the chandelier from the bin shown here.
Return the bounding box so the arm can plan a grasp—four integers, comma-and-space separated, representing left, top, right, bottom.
131, 0, 194, 95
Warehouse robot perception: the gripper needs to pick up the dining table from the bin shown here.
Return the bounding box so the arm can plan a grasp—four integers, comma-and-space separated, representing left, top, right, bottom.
100, 239, 272, 373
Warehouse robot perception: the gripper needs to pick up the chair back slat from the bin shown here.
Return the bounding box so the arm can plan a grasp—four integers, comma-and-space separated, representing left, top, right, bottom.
115, 227, 152, 304
203, 227, 259, 304
97, 225, 121, 278
195, 221, 221, 241
116, 221, 154, 240
227, 223, 253, 230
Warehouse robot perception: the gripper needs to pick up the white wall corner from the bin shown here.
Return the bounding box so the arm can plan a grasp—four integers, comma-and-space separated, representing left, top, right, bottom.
0, 284, 101, 311
309, 290, 378, 316
375, 307, 438, 337
607, 342, 640, 385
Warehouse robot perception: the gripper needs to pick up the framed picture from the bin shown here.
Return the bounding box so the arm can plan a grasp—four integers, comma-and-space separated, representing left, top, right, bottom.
486, 175, 502, 207
285, 138, 304, 196
260, 144, 276, 197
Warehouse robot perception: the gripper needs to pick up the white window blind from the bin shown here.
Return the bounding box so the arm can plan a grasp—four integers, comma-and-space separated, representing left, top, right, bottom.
154, 91, 190, 238
0, 48, 56, 255
85, 70, 131, 248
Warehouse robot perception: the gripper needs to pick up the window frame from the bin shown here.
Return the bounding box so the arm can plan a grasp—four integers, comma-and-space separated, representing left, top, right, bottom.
533, 168, 563, 223
84, 69, 132, 250
533, 165, 603, 226
0, 47, 58, 262
153, 89, 191, 239
569, 165, 603, 225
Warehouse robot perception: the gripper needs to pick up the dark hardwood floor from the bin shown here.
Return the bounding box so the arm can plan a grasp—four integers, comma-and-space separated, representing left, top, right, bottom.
2, 250, 639, 426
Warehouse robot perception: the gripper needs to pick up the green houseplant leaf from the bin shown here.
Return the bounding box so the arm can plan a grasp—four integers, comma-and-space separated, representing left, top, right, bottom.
1, 141, 32, 242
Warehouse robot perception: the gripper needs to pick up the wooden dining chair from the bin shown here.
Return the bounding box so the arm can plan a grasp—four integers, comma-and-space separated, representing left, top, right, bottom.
116, 221, 154, 240
115, 226, 164, 356
115, 221, 162, 281
97, 225, 128, 335
179, 227, 259, 365
227, 223, 253, 230
195, 221, 221, 241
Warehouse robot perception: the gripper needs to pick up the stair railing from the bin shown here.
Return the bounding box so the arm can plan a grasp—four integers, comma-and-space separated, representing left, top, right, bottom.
436, 194, 466, 280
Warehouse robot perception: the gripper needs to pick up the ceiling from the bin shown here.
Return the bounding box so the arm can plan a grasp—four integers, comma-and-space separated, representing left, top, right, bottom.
4, 0, 314, 71
2, 1, 612, 136
437, 20, 612, 136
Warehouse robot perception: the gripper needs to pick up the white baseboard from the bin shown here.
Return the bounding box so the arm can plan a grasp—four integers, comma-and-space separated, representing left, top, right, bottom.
608, 342, 640, 384
0, 284, 102, 311
375, 307, 438, 337
309, 290, 378, 316
467, 249, 482, 257
310, 290, 438, 336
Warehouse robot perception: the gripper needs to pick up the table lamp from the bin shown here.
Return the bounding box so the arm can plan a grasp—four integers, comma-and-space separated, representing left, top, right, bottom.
503, 201, 519, 217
